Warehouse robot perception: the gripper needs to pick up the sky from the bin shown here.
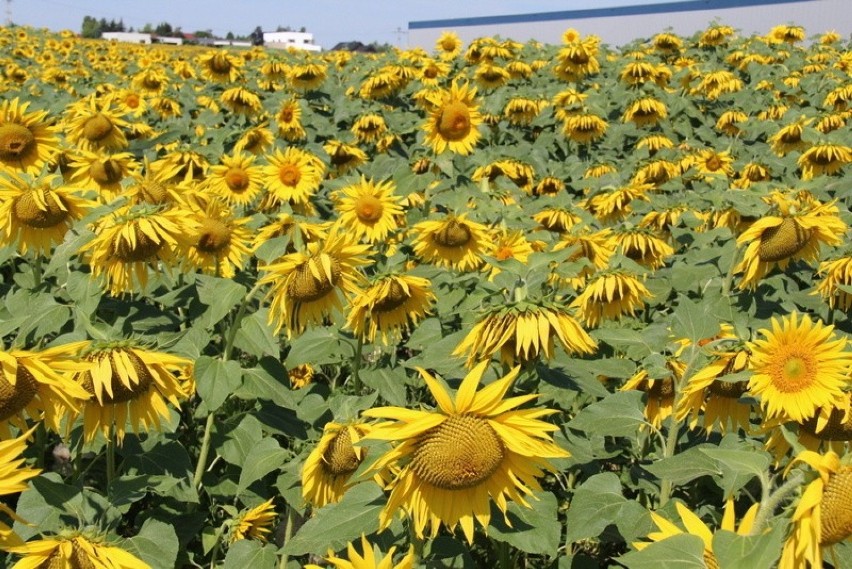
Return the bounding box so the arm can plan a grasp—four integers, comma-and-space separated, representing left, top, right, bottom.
9, 0, 674, 48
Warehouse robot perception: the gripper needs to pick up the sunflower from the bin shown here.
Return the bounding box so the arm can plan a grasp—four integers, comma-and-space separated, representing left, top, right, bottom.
359, 72, 403, 100
262, 147, 324, 207
324, 140, 368, 177
779, 451, 852, 569
220, 86, 263, 117
622, 97, 667, 127
815, 256, 852, 310
551, 227, 615, 289
0, 172, 94, 255
0, 345, 90, 439
0, 428, 40, 548
346, 274, 435, 344
532, 176, 565, 197
582, 183, 652, 224
69, 150, 138, 201
769, 24, 806, 44
205, 151, 263, 206
423, 82, 483, 156
652, 32, 683, 53
79, 203, 190, 296
636, 134, 674, 153
798, 142, 852, 180
487, 230, 535, 276
698, 24, 735, 47
411, 213, 491, 271
182, 199, 252, 278
234, 125, 275, 156
472, 159, 534, 192
419, 59, 450, 87
732, 162, 771, 189
351, 114, 388, 144
769, 118, 811, 156
198, 51, 243, 83
634, 500, 758, 568
363, 362, 569, 543
123, 159, 182, 206
715, 109, 748, 136
796, 394, 852, 456
275, 99, 306, 141
435, 31, 462, 59
302, 421, 373, 508
7, 533, 149, 568
288, 363, 315, 389
570, 270, 652, 328
289, 63, 327, 91
259, 232, 372, 337
747, 312, 852, 424
532, 208, 582, 233
454, 302, 597, 367
64, 98, 129, 152
69, 340, 193, 443
734, 201, 846, 290
677, 343, 754, 435
229, 498, 276, 543
0, 97, 60, 173
562, 113, 608, 143
621, 359, 685, 429
609, 226, 674, 270
253, 212, 328, 253
691, 69, 743, 99
473, 63, 511, 89
332, 177, 403, 244
306, 534, 414, 569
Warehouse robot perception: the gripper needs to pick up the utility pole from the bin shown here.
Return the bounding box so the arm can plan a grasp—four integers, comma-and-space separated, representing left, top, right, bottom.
4, 0, 12, 27
394, 26, 408, 48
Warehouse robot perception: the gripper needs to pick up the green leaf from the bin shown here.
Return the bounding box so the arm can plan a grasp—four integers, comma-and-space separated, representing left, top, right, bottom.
236, 437, 287, 496
712, 523, 786, 569
564, 473, 653, 544
670, 296, 720, 344
196, 274, 247, 328
195, 356, 243, 411
283, 483, 384, 556
698, 447, 771, 495
643, 446, 722, 486
124, 519, 180, 569
220, 415, 264, 467
592, 324, 670, 358
617, 533, 707, 568
236, 358, 296, 407
13, 473, 82, 539
222, 540, 279, 569
567, 391, 647, 437
286, 326, 351, 366
489, 491, 561, 555
234, 308, 280, 358
359, 367, 408, 406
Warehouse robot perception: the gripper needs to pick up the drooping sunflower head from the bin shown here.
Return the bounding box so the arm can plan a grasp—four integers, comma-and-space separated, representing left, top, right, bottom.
198, 50, 243, 83
229, 498, 276, 543
289, 62, 328, 91
323, 140, 368, 177
181, 198, 252, 279
345, 273, 436, 344
570, 270, 653, 328
423, 82, 483, 155
5, 532, 150, 569
412, 213, 492, 271
68, 150, 139, 200
220, 86, 263, 116
609, 226, 675, 270
798, 143, 852, 180
0, 97, 60, 173
302, 421, 373, 508
64, 98, 129, 152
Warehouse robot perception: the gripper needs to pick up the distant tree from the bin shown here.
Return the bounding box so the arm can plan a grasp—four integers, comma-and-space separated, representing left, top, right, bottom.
299, 26, 306, 33
194, 30, 214, 38
141, 23, 153, 33
251, 26, 264, 46
226, 31, 235, 40
98, 18, 107, 33
276, 25, 292, 32
119, 19, 126, 32
81, 16, 101, 38
155, 22, 173, 36
128, 26, 135, 32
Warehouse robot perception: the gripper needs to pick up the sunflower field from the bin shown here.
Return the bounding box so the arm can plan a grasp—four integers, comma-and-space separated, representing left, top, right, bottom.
0, 19, 851, 568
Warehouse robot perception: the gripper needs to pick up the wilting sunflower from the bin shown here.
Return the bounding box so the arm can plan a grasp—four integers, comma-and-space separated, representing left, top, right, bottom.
562, 113, 608, 143
260, 232, 372, 336
79, 203, 190, 296
634, 500, 758, 568
229, 498, 276, 543
621, 359, 685, 429
734, 201, 846, 290
351, 114, 388, 144
454, 301, 597, 367
798, 142, 852, 180
732, 162, 772, 189
0, 345, 90, 439
69, 150, 138, 201
289, 63, 327, 91
632, 159, 680, 186
345, 274, 435, 344
532, 207, 582, 233
363, 362, 569, 543
747, 312, 852, 424
570, 270, 653, 328
64, 98, 129, 152
198, 50, 243, 83
581, 183, 652, 224
359, 71, 403, 100
302, 421, 373, 508
324, 140, 368, 177
234, 124, 275, 156
487, 230, 535, 277
609, 226, 674, 270
815, 256, 852, 310
220, 86, 263, 116
779, 451, 852, 569
532, 176, 565, 197
769, 118, 811, 156
472, 159, 534, 193
622, 97, 667, 127
69, 340, 193, 443
306, 534, 414, 569
262, 147, 324, 207
411, 213, 491, 271
333, 177, 404, 244
551, 227, 615, 289
0, 97, 60, 173
205, 151, 263, 206
253, 213, 328, 253
0, 428, 40, 548
0, 172, 94, 255
288, 363, 315, 389
275, 99, 306, 141
423, 82, 483, 155
7, 533, 149, 568
182, 198, 252, 278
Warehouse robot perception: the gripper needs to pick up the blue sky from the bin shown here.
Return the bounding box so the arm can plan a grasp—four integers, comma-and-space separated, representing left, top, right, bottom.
11, 0, 673, 48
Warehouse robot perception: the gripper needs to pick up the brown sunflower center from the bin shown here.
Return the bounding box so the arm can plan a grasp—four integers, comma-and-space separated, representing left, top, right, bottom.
800, 406, 852, 441
13, 189, 69, 229
757, 218, 812, 262
820, 466, 852, 546
196, 219, 232, 253
647, 378, 675, 399
81, 350, 155, 404
440, 39, 457, 51
705, 156, 722, 171
703, 550, 721, 569
330, 150, 355, 167
707, 380, 749, 398
224, 168, 250, 192
142, 77, 162, 90
373, 280, 410, 312
780, 129, 801, 144
82, 113, 115, 142
89, 159, 123, 185
321, 428, 361, 477
287, 256, 342, 302
424, 67, 439, 79
0, 365, 40, 421
437, 101, 472, 141
411, 414, 505, 490
43, 539, 98, 569
354, 195, 383, 223
135, 181, 169, 204
125, 94, 141, 108
0, 123, 36, 161
279, 108, 294, 122
278, 164, 301, 187
432, 220, 472, 248
210, 54, 232, 74
111, 225, 162, 262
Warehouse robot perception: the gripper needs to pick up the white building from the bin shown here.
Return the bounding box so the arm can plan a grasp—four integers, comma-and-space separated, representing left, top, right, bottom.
101, 32, 151, 44
263, 30, 322, 51
154, 36, 184, 45
213, 39, 253, 47
409, 0, 852, 48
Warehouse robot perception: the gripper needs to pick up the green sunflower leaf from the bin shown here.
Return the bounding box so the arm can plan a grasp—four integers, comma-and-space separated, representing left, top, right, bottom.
221, 540, 278, 569
124, 518, 180, 569
564, 473, 653, 544
617, 533, 707, 568
236, 436, 288, 496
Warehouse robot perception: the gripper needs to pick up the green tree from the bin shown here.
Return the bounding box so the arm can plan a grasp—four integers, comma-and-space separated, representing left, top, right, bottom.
80, 15, 102, 38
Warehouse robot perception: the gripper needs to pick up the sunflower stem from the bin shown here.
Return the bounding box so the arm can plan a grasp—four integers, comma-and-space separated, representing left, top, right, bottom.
659, 344, 700, 507
106, 428, 117, 488
35, 423, 47, 470
31, 254, 43, 290
350, 335, 364, 394
496, 540, 511, 569
277, 506, 293, 569
193, 413, 216, 491
721, 244, 740, 297
749, 470, 804, 536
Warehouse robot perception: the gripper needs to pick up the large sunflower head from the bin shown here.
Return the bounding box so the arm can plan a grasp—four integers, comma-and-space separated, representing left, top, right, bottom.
68, 150, 139, 200
345, 274, 435, 344
798, 143, 852, 180
181, 198, 252, 279
302, 421, 373, 508
570, 270, 653, 328
198, 50, 243, 83
64, 98, 129, 152
220, 86, 263, 116
6, 532, 149, 568
261, 147, 324, 207
423, 82, 483, 155
747, 312, 852, 424
412, 213, 491, 272
305, 534, 414, 569
0, 97, 60, 173
332, 177, 404, 245
205, 151, 263, 206
289, 63, 328, 91
363, 362, 569, 543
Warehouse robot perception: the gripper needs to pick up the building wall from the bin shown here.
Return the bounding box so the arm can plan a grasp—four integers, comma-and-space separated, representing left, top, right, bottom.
101, 32, 151, 44
409, 0, 851, 48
